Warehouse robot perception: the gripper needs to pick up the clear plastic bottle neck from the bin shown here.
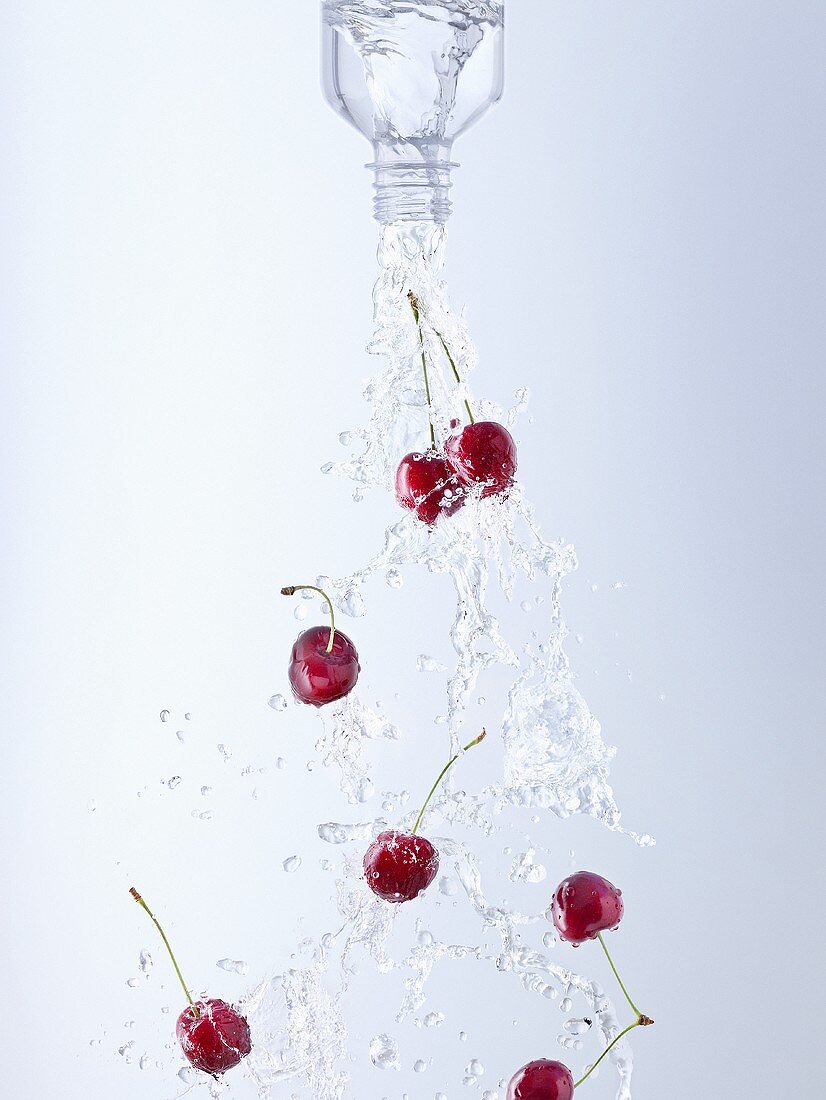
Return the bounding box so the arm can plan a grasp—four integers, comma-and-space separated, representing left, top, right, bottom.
370, 141, 457, 227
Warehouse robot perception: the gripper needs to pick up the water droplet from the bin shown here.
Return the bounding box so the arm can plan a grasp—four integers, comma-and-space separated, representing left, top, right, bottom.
268, 694, 288, 711
216, 958, 248, 975
218, 744, 231, 761
126, 978, 140, 988
318, 821, 379, 845
138, 949, 152, 974
294, 604, 308, 621
355, 776, 374, 803
167, 776, 182, 790
564, 1018, 592, 1036
466, 1058, 485, 1077
88, 799, 97, 813
413, 1059, 427, 1073
201, 785, 212, 797
424, 1012, 444, 1028
386, 568, 403, 588
416, 654, 446, 673
341, 587, 367, 617
276, 757, 286, 770
368, 1034, 400, 1071
559, 997, 573, 1013
438, 876, 458, 896
178, 1066, 199, 1084
175, 730, 185, 742
282, 855, 301, 873
159, 710, 170, 723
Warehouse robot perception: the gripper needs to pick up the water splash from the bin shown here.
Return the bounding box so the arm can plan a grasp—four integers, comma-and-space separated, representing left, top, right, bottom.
237, 220, 648, 1098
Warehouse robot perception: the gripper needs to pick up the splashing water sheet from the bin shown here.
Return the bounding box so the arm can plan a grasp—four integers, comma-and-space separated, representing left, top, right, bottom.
127, 4, 654, 1098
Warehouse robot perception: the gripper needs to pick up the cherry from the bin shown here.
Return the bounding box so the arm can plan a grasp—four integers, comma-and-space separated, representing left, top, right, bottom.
445, 420, 517, 498
363, 729, 486, 903
177, 998, 252, 1075
129, 888, 251, 1077
506, 1060, 574, 1100
395, 450, 466, 525
551, 870, 623, 946
281, 585, 360, 706
363, 830, 439, 902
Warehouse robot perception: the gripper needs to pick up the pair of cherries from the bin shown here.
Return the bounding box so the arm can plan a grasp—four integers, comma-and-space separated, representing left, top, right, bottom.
396, 290, 518, 526
129, 888, 252, 1078
507, 871, 653, 1098
395, 418, 518, 525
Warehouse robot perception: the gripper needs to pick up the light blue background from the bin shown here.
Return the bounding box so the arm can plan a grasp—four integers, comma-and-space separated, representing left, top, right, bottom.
2, 3, 824, 1098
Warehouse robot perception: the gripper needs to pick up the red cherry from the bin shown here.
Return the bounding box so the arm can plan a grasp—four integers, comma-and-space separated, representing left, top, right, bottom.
287, 624, 360, 707
395, 450, 466, 525
363, 729, 487, 904
129, 888, 252, 1079
363, 830, 439, 902
176, 998, 251, 1076
507, 1059, 574, 1100
551, 870, 624, 946
445, 421, 517, 498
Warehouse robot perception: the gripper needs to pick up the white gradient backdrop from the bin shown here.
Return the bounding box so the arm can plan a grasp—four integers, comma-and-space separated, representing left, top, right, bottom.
2, 3, 824, 1098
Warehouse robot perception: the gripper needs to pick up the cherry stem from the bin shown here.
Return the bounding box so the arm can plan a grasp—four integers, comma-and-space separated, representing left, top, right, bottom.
573, 1015, 653, 1090
281, 585, 336, 653
129, 887, 194, 1009
597, 932, 642, 1019
434, 330, 475, 426
408, 291, 436, 449
411, 728, 486, 835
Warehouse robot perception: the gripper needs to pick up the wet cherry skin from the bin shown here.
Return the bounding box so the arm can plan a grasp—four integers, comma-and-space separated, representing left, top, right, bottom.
551, 870, 624, 946
363, 830, 439, 902
395, 450, 466, 525
445, 421, 517, 498
506, 1059, 574, 1100
287, 625, 360, 707
176, 998, 252, 1076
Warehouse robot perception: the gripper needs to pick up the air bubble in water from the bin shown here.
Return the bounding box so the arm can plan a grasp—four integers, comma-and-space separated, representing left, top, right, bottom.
368, 1033, 400, 1071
